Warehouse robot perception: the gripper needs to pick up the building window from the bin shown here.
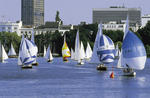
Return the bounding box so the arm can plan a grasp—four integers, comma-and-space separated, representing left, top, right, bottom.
118, 25, 123, 28
8, 27, 11, 30
2, 27, 5, 30
14, 27, 17, 30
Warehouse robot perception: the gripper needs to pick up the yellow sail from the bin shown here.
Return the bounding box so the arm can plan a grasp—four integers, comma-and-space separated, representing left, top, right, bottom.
62, 41, 71, 58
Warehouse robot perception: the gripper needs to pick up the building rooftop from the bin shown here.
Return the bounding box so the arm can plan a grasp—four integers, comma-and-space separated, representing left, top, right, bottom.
93, 7, 141, 11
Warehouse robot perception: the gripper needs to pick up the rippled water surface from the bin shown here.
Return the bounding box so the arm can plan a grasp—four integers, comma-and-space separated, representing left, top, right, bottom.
0, 57, 150, 98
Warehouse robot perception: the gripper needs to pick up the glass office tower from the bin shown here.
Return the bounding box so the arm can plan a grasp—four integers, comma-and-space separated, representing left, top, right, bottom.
21, 0, 44, 27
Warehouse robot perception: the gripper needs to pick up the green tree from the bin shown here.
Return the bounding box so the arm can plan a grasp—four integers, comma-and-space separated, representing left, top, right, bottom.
145, 45, 150, 57
138, 21, 150, 46
0, 32, 21, 54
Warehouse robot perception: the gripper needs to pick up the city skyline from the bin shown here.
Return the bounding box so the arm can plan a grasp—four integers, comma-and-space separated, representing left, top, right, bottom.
0, 0, 150, 25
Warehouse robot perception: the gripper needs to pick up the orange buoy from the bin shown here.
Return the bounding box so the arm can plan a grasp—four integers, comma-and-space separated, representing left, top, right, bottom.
110, 72, 114, 78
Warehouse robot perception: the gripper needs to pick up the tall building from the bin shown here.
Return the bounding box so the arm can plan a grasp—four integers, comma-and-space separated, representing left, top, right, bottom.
93, 6, 141, 27
21, 0, 44, 27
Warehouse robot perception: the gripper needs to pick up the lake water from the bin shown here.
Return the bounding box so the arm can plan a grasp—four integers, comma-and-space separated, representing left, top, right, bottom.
0, 57, 150, 98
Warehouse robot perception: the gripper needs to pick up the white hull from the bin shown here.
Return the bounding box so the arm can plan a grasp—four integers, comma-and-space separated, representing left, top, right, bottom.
123, 68, 136, 76
21, 64, 32, 69
77, 60, 84, 65
123, 71, 136, 76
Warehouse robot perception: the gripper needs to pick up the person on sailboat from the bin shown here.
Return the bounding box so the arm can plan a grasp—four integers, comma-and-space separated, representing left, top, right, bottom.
123, 64, 133, 73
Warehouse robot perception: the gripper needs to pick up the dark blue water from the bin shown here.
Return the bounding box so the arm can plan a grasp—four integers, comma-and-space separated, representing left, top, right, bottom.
0, 57, 150, 98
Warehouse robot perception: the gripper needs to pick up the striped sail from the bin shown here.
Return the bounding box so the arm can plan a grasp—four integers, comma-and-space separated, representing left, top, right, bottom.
122, 30, 147, 70
45, 45, 53, 60
62, 36, 71, 59
97, 35, 115, 64
18, 38, 36, 66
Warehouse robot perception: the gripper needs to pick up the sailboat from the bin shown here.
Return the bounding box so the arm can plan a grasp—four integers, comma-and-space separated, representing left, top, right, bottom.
8, 43, 17, 58
80, 41, 85, 60
115, 43, 121, 59
117, 17, 147, 76
97, 23, 115, 71
62, 35, 71, 62
85, 42, 92, 60
18, 38, 36, 69
43, 45, 46, 57
74, 30, 84, 65
89, 25, 101, 64
31, 31, 38, 66
0, 41, 8, 63
45, 45, 53, 62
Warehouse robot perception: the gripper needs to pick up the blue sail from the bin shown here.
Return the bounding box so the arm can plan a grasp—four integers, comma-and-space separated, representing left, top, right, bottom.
97, 35, 115, 64
122, 30, 147, 70
19, 38, 36, 66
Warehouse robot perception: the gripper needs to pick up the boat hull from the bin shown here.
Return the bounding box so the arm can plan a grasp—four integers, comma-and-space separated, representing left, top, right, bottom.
123, 68, 136, 76
32, 62, 39, 66
123, 71, 136, 76
97, 64, 107, 71
8, 55, 18, 58
77, 62, 84, 65
21, 65, 32, 69
47, 59, 53, 62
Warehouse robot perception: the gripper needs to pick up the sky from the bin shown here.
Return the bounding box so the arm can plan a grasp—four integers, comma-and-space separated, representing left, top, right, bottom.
0, 0, 150, 25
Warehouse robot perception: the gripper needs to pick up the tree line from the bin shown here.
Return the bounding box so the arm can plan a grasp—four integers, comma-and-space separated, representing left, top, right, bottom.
0, 21, 150, 57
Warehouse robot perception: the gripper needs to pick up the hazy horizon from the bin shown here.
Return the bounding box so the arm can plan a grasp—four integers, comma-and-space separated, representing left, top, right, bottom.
0, 0, 150, 25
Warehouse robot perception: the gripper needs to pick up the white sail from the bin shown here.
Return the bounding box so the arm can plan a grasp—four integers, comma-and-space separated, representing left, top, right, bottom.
8, 43, 17, 56
85, 42, 92, 59
71, 48, 74, 59
117, 16, 129, 68
0, 41, 8, 62
43, 45, 46, 57
74, 30, 80, 61
18, 38, 35, 66
80, 41, 85, 59
45, 45, 53, 61
31, 30, 35, 43
30, 30, 38, 64
90, 24, 102, 64
2, 45, 8, 60
115, 43, 121, 57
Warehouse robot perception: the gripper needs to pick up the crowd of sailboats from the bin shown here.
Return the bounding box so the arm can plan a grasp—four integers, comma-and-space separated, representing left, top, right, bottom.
0, 16, 147, 77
